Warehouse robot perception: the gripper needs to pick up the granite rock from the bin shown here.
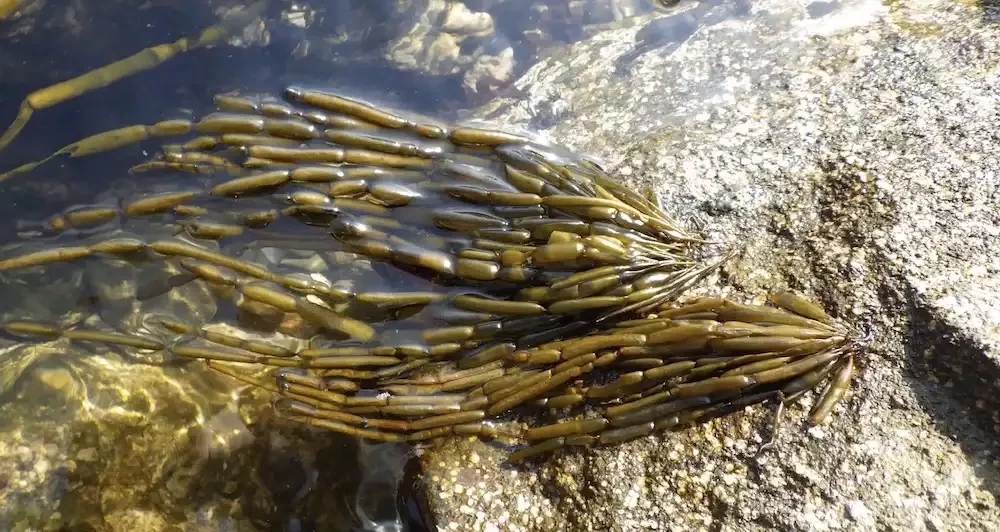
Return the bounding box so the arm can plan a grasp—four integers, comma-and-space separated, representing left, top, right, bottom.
422, 0, 1000, 529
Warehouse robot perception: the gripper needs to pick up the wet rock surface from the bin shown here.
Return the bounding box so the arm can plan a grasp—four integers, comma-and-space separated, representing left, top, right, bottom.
423, 0, 1000, 530
0, 242, 418, 530
0, 336, 418, 531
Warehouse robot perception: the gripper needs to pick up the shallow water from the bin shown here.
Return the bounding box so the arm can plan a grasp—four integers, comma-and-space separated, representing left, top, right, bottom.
0, 1, 745, 530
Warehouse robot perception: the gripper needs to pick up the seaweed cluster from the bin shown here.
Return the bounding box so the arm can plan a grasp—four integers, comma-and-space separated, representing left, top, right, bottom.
0, 86, 857, 461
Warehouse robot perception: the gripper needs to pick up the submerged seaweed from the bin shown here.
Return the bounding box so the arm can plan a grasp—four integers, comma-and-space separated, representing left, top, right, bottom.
0, 85, 858, 461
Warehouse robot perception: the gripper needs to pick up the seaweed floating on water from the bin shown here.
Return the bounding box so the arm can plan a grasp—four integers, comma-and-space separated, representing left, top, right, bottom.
0, 86, 858, 461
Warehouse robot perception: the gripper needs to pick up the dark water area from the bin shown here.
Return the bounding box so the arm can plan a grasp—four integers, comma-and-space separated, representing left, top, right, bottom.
0, 5, 473, 227
0, 46, 466, 240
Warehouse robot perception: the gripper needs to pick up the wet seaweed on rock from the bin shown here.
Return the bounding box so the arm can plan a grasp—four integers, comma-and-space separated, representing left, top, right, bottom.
0, 85, 859, 461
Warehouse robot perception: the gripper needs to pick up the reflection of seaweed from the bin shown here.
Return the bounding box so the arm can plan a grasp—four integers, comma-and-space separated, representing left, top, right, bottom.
0, 85, 860, 463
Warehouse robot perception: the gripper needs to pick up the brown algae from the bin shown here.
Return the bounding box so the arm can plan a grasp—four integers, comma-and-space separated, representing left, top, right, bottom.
0, 86, 860, 462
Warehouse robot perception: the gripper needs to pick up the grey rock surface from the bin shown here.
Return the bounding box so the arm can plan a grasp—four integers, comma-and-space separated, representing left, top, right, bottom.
422, 0, 1000, 530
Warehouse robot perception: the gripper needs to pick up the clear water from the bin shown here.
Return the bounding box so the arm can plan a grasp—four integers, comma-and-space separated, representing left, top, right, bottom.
0, 1, 723, 530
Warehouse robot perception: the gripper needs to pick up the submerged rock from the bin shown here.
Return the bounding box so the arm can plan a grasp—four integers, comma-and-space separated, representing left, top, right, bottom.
0, 337, 418, 530
423, 0, 1000, 529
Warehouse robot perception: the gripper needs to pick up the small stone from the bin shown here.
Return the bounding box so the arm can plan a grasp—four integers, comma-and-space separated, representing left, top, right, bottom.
34, 459, 50, 477
925, 513, 946, 532
807, 425, 826, 439
16, 446, 32, 464
43, 444, 59, 458
441, 3, 493, 36
37, 367, 74, 392
847, 500, 871, 522
76, 448, 98, 462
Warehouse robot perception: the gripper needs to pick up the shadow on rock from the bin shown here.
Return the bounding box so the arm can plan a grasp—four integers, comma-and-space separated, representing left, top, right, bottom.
891, 283, 1000, 504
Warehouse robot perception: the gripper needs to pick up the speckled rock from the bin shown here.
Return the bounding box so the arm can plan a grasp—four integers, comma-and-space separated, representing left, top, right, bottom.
422, 0, 1000, 530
